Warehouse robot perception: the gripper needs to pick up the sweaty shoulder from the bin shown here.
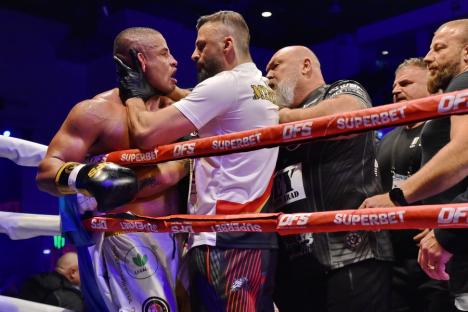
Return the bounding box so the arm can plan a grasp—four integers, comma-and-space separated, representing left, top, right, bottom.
70, 89, 122, 122
325, 80, 371, 105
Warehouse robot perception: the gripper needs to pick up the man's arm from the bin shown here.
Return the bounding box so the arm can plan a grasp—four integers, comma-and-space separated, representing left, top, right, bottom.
36, 101, 103, 196
167, 86, 191, 101
125, 98, 196, 150
279, 94, 366, 123
134, 159, 189, 199
360, 114, 468, 208
400, 114, 468, 202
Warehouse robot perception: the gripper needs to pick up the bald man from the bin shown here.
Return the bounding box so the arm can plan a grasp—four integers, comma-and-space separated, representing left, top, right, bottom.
55, 252, 81, 286
361, 18, 468, 311
266, 46, 393, 312
19, 252, 83, 311
37, 27, 188, 311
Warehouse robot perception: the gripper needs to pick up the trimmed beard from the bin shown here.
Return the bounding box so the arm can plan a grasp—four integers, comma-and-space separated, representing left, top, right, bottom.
427, 61, 460, 93
197, 57, 224, 82
275, 74, 300, 108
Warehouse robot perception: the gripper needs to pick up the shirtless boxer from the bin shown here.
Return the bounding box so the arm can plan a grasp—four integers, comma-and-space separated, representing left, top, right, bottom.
36, 27, 188, 311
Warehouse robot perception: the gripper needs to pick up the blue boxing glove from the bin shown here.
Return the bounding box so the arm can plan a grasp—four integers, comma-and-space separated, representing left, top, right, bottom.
55, 162, 138, 212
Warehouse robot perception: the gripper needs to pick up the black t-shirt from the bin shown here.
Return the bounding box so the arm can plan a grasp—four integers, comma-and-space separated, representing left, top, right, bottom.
273, 80, 393, 269
421, 72, 468, 205
377, 124, 424, 192
377, 124, 424, 259
431, 71, 468, 255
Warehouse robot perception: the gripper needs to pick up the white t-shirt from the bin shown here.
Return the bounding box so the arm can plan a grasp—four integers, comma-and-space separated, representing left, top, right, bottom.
174, 62, 279, 248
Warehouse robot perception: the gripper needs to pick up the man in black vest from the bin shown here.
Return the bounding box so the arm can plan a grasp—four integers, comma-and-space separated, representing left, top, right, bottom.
266, 45, 393, 312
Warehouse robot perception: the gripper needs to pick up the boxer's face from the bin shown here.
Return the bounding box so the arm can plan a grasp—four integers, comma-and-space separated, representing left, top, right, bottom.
192, 22, 226, 82
424, 25, 466, 93
143, 34, 178, 94
392, 65, 430, 103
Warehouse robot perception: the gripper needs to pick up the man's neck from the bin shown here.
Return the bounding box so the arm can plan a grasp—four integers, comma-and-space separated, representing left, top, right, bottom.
293, 81, 325, 107
145, 96, 161, 111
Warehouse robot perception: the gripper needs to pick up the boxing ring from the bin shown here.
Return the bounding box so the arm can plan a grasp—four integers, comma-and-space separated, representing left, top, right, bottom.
1, 89, 467, 310
0, 89, 467, 238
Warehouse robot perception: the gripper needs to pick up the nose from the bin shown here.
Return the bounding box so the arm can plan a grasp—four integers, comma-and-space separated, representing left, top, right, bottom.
191, 49, 199, 62
170, 54, 178, 67
392, 89, 401, 103
423, 50, 433, 66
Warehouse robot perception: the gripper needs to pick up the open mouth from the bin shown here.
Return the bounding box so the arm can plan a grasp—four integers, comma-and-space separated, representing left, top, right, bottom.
170, 70, 177, 83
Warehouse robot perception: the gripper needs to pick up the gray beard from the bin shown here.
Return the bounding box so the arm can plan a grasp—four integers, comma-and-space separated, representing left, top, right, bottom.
275, 75, 299, 108
427, 62, 460, 93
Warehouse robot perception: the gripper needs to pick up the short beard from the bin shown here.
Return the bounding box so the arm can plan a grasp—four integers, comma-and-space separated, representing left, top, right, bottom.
197, 57, 224, 82
427, 62, 460, 93
275, 74, 300, 108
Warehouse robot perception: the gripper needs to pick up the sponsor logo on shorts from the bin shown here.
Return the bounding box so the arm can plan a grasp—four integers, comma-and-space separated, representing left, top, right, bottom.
142, 296, 170, 312
124, 247, 158, 279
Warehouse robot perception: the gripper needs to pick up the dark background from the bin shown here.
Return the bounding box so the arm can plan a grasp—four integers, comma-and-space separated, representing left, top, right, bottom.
0, 0, 467, 296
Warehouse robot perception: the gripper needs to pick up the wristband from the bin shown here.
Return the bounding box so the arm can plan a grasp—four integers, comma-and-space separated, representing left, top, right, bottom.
55, 162, 83, 194
389, 187, 409, 206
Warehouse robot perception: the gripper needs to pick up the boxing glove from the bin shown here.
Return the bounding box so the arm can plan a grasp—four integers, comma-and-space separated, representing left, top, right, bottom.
55, 162, 138, 212
114, 49, 159, 102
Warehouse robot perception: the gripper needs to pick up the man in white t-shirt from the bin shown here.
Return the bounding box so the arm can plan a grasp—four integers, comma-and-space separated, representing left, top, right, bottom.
119, 10, 279, 311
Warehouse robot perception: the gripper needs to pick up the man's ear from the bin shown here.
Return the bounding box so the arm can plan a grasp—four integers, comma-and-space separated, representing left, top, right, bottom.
223, 36, 234, 53
463, 44, 468, 64
302, 58, 312, 75
137, 52, 147, 72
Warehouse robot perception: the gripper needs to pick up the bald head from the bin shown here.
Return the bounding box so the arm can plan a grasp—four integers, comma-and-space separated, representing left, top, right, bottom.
266, 45, 324, 107
436, 19, 468, 45
56, 252, 80, 285
270, 46, 320, 69
113, 27, 163, 65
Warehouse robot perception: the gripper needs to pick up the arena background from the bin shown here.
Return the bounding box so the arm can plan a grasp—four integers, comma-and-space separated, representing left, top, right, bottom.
0, 0, 467, 296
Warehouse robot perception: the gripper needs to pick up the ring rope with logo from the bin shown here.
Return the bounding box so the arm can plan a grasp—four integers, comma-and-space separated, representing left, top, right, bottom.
82, 204, 468, 234
103, 89, 468, 166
